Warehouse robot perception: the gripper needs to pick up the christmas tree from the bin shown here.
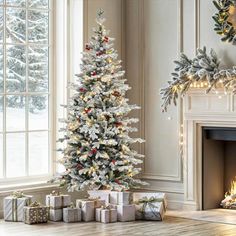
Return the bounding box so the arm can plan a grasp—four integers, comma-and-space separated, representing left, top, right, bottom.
53, 10, 146, 192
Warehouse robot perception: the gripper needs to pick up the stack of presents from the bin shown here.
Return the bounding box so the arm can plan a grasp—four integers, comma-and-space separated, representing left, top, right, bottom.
3, 190, 167, 224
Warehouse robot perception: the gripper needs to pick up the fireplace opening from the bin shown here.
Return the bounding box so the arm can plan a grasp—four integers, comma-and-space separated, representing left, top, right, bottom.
202, 127, 236, 210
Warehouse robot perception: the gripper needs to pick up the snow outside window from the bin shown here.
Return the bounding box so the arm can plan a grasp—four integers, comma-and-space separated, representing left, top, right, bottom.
0, 0, 52, 182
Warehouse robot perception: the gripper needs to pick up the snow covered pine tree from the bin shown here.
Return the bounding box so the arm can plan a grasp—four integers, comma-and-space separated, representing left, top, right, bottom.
52, 10, 147, 191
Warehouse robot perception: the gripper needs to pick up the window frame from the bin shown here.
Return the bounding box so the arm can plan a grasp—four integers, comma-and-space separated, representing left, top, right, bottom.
0, 0, 55, 188
0, 0, 83, 191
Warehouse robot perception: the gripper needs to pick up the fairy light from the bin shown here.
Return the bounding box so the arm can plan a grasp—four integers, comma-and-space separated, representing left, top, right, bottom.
179, 123, 184, 150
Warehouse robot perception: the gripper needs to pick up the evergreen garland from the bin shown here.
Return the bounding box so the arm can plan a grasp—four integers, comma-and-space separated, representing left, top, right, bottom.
160, 47, 236, 112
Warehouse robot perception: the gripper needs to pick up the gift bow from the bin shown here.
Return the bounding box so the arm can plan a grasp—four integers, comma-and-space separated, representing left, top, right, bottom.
68, 202, 75, 208
11, 190, 25, 198
50, 190, 61, 196
30, 201, 41, 207
134, 197, 165, 219
101, 204, 114, 210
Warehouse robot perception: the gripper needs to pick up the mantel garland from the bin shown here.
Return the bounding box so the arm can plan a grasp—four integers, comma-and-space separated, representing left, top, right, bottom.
160, 46, 236, 112
212, 0, 236, 45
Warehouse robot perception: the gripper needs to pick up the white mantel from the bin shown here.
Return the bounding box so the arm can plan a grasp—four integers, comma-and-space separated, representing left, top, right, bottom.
183, 88, 236, 210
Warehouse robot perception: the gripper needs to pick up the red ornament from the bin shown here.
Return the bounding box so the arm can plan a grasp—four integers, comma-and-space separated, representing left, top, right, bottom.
91, 71, 97, 76
76, 164, 83, 169
90, 148, 97, 155
79, 87, 86, 92
103, 36, 109, 42
96, 51, 103, 56
112, 91, 120, 97
115, 179, 120, 184
85, 108, 92, 114
85, 44, 91, 50
114, 122, 122, 127
112, 160, 116, 164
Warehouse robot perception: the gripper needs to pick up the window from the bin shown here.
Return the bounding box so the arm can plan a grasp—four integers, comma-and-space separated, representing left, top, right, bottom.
0, 0, 52, 183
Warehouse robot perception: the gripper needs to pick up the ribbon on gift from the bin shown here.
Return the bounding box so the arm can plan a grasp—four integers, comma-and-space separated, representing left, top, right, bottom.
68, 202, 75, 208
88, 196, 103, 208
11, 190, 25, 198
29, 201, 41, 207
50, 190, 61, 196
48, 190, 67, 208
99, 205, 114, 223
134, 196, 165, 220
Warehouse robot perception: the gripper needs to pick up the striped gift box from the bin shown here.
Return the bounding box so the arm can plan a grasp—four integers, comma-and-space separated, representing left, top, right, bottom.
4, 195, 32, 222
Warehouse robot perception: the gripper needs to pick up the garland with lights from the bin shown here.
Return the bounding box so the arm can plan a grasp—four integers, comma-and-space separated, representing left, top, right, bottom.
212, 0, 236, 45
160, 46, 236, 112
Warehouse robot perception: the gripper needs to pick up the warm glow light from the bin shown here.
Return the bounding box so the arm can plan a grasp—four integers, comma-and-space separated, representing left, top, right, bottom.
228, 177, 236, 196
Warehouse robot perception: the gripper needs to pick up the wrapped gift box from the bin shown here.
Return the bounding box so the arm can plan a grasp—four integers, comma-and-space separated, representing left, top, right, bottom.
49, 209, 63, 221
134, 199, 165, 221
87, 190, 110, 204
24, 202, 49, 224
46, 191, 71, 209
76, 198, 105, 222
117, 204, 135, 222
96, 207, 117, 223
110, 191, 132, 205
133, 192, 167, 209
63, 207, 81, 223
4, 191, 32, 222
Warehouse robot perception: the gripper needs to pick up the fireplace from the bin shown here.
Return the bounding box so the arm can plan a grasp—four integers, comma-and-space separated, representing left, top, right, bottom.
202, 127, 236, 210
183, 88, 236, 210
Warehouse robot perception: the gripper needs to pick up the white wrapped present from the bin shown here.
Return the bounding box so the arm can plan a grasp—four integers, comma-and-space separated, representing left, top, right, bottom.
117, 204, 135, 222
133, 192, 167, 209
4, 191, 32, 222
49, 209, 63, 221
134, 197, 165, 221
76, 198, 105, 222
46, 190, 71, 209
110, 191, 132, 205
87, 190, 110, 204
96, 206, 117, 223
63, 205, 81, 223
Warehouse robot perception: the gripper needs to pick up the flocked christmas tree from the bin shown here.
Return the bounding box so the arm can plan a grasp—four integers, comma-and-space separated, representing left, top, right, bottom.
52, 10, 147, 192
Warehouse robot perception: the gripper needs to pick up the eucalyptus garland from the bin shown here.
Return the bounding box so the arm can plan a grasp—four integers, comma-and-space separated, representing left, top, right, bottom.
160, 46, 236, 112
212, 0, 236, 44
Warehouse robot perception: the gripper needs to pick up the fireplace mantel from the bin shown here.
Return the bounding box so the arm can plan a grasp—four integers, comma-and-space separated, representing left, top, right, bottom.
183, 88, 236, 210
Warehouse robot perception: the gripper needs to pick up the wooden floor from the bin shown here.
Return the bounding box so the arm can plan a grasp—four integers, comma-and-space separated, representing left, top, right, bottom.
2, 216, 236, 236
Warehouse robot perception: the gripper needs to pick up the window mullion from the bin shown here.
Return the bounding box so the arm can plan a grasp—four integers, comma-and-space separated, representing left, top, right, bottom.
25, 1, 29, 177
2, 0, 6, 178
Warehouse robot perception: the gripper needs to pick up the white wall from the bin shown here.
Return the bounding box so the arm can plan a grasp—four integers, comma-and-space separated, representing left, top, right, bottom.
125, 0, 236, 209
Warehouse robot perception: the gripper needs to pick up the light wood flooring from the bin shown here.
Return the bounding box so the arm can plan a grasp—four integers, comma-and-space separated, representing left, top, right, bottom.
2, 215, 236, 236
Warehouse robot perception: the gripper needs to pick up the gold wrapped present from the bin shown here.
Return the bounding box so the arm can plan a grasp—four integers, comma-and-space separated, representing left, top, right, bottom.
24, 201, 49, 224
